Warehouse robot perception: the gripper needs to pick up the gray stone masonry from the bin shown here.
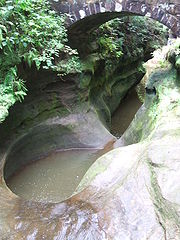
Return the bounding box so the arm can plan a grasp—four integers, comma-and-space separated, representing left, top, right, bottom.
50, 0, 180, 36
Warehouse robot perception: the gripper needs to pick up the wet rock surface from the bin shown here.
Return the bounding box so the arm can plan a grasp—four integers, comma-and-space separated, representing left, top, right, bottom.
0, 64, 180, 239
0, 16, 177, 239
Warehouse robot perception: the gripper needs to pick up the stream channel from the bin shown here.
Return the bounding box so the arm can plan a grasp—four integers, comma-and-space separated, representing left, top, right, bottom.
6, 89, 142, 203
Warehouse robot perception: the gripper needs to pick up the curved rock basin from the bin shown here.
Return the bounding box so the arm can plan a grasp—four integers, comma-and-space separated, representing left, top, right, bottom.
4, 88, 142, 204
5, 148, 101, 203
0, 109, 117, 238
4, 89, 142, 202
0, 68, 180, 239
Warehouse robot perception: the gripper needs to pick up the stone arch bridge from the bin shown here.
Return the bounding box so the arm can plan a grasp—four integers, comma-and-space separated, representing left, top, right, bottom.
50, 0, 180, 37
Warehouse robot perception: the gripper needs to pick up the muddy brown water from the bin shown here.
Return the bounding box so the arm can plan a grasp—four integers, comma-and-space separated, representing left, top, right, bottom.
6, 89, 141, 203
6, 149, 102, 203
111, 89, 142, 138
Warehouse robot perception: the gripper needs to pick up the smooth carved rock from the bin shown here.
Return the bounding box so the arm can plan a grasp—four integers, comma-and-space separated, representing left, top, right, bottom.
0, 12, 178, 238
0, 64, 180, 239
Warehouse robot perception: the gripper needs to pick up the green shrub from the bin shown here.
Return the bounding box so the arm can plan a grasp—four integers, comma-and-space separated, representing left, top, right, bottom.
0, 0, 82, 122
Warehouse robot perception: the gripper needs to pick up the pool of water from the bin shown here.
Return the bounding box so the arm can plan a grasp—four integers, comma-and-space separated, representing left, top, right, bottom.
6, 89, 141, 204
111, 89, 142, 138
6, 149, 101, 203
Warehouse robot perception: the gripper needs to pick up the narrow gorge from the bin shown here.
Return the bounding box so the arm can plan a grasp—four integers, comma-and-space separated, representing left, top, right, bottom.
0, 1, 180, 239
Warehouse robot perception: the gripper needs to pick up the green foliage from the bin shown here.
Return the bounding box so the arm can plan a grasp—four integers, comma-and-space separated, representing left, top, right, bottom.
96, 21, 124, 60
98, 36, 123, 58
84, 16, 167, 91
0, 0, 82, 122
0, 80, 27, 122
56, 56, 82, 76
0, 0, 81, 73
127, 16, 167, 44
0, 65, 27, 122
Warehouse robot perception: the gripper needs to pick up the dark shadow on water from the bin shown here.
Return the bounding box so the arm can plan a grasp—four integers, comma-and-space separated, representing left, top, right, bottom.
111, 89, 142, 138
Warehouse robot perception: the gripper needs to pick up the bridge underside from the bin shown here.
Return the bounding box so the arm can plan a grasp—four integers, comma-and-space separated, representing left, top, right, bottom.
50, 0, 180, 37
68, 12, 136, 36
